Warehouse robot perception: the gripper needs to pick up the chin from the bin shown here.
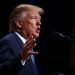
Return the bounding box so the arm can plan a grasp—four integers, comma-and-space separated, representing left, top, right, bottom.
33, 34, 39, 38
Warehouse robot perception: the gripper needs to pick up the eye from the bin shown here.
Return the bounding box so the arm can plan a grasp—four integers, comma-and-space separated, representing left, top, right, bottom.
30, 16, 41, 20
31, 16, 37, 19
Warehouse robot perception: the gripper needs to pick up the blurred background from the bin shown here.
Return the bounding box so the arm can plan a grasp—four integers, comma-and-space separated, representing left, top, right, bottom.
0, 0, 74, 75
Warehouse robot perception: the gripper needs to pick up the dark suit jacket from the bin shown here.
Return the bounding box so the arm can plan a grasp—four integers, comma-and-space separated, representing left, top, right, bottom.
0, 32, 38, 75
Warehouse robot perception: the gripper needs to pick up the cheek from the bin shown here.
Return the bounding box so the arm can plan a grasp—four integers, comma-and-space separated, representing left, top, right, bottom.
26, 25, 34, 33
27, 27, 36, 35
25, 21, 37, 32
29, 23, 36, 30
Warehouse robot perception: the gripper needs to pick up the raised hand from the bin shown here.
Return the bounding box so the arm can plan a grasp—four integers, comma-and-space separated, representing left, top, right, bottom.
21, 36, 38, 60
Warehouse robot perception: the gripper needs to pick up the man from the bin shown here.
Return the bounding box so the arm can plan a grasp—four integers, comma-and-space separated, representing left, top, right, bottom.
0, 4, 44, 75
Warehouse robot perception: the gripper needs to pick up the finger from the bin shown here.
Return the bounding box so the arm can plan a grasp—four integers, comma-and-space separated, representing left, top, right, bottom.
26, 38, 36, 47
27, 35, 33, 41
24, 35, 33, 46
27, 51, 38, 55
22, 42, 36, 53
27, 43, 36, 51
24, 37, 36, 48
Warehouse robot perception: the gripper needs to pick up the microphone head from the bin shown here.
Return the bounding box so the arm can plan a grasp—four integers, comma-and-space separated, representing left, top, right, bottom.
52, 31, 75, 43
53, 31, 66, 38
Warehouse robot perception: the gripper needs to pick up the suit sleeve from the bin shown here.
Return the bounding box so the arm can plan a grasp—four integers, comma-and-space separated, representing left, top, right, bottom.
0, 40, 24, 75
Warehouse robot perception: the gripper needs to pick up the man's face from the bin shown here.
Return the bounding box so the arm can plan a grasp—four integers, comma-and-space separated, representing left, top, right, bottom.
21, 11, 41, 39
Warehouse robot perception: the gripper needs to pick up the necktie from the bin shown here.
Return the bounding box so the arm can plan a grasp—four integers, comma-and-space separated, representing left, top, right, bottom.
31, 55, 35, 65
31, 49, 36, 65
29, 56, 38, 75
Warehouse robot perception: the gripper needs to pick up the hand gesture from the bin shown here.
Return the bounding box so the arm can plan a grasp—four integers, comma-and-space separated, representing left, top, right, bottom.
21, 36, 38, 60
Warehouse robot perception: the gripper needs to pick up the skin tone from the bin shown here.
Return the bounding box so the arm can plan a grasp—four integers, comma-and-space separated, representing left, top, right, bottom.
15, 10, 41, 60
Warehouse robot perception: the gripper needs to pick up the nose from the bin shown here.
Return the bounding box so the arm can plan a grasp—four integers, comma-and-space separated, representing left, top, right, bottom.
36, 19, 41, 26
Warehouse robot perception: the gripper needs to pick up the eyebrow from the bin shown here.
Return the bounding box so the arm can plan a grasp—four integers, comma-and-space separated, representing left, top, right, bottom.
30, 15, 41, 19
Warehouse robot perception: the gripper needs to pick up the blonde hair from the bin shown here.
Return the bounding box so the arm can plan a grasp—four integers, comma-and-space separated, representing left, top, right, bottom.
9, 4, 44, 32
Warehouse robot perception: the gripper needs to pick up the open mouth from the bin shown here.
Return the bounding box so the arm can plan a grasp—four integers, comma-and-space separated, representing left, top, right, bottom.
37, 31, 40, 33
36, 28, 40, 33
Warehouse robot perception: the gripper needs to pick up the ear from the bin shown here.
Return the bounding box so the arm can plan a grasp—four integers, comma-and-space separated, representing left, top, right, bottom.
15, 20, 23, 29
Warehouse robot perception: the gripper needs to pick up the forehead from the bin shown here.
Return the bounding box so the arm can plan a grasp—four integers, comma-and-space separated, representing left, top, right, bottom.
26, 11, 41, 17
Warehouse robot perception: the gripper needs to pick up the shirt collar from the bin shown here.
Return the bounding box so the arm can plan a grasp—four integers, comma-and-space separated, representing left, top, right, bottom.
15, 32, 27, 44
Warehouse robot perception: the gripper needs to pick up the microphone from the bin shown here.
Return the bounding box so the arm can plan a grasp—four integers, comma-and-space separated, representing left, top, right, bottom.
53, 31, 75, 43
53, 31, 66, 38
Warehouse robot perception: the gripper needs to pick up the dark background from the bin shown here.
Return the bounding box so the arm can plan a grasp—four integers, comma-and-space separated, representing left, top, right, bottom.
0, 0, 74, 75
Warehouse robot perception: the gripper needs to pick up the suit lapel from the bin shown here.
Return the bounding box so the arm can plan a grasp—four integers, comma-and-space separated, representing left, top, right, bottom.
13, 32, 24, 49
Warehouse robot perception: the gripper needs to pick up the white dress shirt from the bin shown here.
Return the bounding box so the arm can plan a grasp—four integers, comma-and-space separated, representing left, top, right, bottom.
15, 32, 35, 66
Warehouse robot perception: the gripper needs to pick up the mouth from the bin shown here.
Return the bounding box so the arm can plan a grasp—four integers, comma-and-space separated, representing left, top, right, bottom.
36, 30, 40, 33
36, 28, 40, 33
